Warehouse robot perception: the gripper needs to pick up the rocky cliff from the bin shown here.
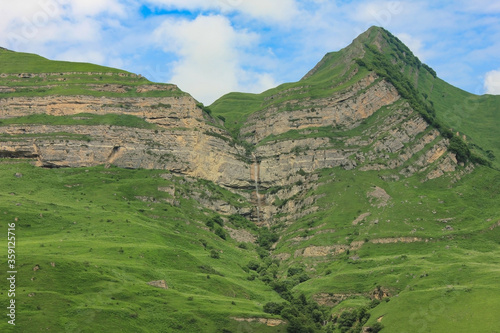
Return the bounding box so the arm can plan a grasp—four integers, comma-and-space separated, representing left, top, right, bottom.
0, 27, 470, 225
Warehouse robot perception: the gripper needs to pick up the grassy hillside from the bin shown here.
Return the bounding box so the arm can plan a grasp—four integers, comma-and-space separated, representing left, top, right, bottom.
0, 48, 128, 74
2, 160, 498, 332
0, 48, 186, 98
0, 161, 284, 332
269, 165, 500, 332
428, 80, 500, 169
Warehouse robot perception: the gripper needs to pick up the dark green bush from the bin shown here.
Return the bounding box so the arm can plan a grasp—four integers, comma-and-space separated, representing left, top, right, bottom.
448, 135, 470, 164
214, 227, 227, 240
263, 302, 285, 315
247, 260, 260, 271
209, 249, 220, 259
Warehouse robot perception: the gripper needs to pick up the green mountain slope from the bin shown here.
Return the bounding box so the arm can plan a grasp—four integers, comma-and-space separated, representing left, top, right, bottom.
0, 47, 128, 74
270, 165, 500, 332
209, 37, 364, 137
353, 28, 499, 169
0, 162, 284, 332
0, 47, 186, 98
211, 26, 499, 168
429, 80, 500, 168
0, 26, 499, 333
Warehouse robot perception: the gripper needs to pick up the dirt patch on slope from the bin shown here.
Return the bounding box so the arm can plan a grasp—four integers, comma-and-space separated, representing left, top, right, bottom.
367, 186, 391, 207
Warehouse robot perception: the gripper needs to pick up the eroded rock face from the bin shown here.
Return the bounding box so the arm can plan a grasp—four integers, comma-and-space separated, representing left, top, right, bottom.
0, 95, 202, 128
0, 71, 463, 225
231, 317, 286, 327
147, 280, 168, 289
0, 123, 250, 188
240, 74, 400, 143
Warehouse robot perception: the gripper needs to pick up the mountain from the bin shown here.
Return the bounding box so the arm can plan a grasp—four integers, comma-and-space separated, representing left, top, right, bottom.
1, 27, 499, 333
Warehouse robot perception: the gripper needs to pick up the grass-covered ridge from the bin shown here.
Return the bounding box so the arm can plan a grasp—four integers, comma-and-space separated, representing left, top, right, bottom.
0, 48, 187, 98
0, 48, 128, 74
209, 49, 364, 137
355, 27, 498, 168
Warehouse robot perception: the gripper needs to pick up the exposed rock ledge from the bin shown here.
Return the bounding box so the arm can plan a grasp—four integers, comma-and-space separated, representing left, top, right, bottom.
231, 317, 286, 326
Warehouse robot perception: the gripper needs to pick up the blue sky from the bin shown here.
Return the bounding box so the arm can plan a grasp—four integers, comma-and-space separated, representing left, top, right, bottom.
1, 0, 500, 104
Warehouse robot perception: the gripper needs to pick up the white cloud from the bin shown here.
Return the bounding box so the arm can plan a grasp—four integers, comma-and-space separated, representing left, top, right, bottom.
396, 33, 425, 60
153, 14, 275, 104
0, 0, 129, 70
56, 49, 106, 64
0, 0, 126, 50
350, 1, 404, 28
63, 0, 126, 18
227, 0, 299, 22
484, 69, 500, 95
238, 72, 278, 95
145, 0, 299, 23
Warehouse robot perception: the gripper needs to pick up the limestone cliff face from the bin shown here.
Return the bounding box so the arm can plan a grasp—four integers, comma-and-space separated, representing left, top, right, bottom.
0, 74, 462, 223
240, 74, 400, 143
0, 94, 204, 129
0, 123, 250, 188
249, 102, 462, 223
0, 89, 252, 189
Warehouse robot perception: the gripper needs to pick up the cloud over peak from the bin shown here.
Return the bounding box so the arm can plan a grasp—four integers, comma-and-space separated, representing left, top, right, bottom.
153, 14, 275, 104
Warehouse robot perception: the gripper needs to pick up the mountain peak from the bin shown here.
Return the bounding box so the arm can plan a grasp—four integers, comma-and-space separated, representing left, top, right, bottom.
301, 26, 394, 80
303, 26, 435, 82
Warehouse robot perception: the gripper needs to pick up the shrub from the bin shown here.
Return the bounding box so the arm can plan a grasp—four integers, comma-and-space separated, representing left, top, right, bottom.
211, 215, 224, 227
257, 228, 279, 250
214, 227, 227, 240
247, 260, 260, 271
297, 273, 310, 283
263, 302, 284, 315
205, 219, 214, 229
196, 103, 212, 116
371, 322, 384, 333
448, 135, 470, 164
369, 299, 381, 308
256, 247, 269, 259
228, 214, 257, 230
209, 249, 220, 259
288, 266, 304, 277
